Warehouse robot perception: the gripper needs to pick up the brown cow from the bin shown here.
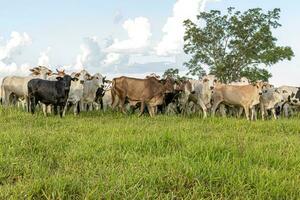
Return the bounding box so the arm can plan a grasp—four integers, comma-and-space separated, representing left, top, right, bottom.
211, 81, 267, 120
111, 76, 175, 117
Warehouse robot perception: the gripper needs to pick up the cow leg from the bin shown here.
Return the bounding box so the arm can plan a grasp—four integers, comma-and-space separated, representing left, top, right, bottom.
260, 103, 265, 120
243, 106, 250, 120
42, 104, 47, 117
219, 104, 227, 117
119, 96, 127, 114
154, 106, 158, 115
4, 91, 11, 106
73, 102, 79, 116
237, 107, 244, 118
197, 98, 208, 118
138, 101, 145, 117
47, 105, 52, 114
271, 108, 277, 120
149, 106, 156, 117
26, 96, 30, 112
251, 106, 257, 121
211, 100, 222, 117
59, 104, 65, 117
54, 105, 58, 115
63, 101, 69, 117
147, 105, 153, 117
283, 104, 289, 117
80, 101, 84, 112
29, 96, 36, 114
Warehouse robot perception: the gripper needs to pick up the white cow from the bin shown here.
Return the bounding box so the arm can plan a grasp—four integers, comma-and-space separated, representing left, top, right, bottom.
63, 77, 84, 116
81, 73, 104, 111
1, 66, 52, 110
260, 88, 285, 120
189, 75, 218, 118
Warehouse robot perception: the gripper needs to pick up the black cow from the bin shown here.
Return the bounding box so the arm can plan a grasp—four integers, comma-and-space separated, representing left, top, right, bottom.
27, 75, 74, 117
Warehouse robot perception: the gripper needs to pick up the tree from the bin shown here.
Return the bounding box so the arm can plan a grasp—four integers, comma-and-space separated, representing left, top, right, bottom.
162, 68, 190, 81
183, 7, 294, 83
162, 68, 180, 79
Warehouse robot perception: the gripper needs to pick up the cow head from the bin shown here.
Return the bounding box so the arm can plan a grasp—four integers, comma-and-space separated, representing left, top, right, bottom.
175, 80, 193, 94
29, 66, 52, 79
240, 77, 249, 84
90, 73, 105, 87
56, 69, 66, 77
39, 66, 52, 78
57, 75, 73, 94
202, 75, 218, 90
163, 77, 175, 93
72, 69, 91, 84
253, 81, 269, 96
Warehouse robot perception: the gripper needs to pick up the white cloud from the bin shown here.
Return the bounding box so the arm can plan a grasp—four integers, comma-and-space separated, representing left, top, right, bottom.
0, 61, 30, 77
75, 37, 104, 70
38, 47, 51, 67
155, 0, 209, 56
103, 52, 129, 66
0, 32, 32, 77
113, 10, 123, 24
0, 31, 31, 62
106, 17, 152, 54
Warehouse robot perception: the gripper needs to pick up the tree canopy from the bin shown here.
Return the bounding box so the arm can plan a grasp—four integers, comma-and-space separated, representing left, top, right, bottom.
183, 7, 294, 83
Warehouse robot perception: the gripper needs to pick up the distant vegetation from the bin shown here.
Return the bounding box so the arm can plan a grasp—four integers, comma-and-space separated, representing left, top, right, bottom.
0, 107, 299, 199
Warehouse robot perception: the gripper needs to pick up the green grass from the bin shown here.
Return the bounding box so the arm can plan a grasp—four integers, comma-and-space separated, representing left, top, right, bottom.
0, 107, 300, 199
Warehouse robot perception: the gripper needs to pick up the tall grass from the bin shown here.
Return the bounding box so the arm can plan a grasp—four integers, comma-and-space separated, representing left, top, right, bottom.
0, 107, 299, 199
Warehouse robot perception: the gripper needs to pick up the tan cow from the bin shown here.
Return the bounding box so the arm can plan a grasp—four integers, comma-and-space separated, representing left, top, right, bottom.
211, 81, 267, 120
111, 76, 174, 117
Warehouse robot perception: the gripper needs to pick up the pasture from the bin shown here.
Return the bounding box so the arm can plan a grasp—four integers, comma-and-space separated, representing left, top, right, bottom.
0, 107, 299, 199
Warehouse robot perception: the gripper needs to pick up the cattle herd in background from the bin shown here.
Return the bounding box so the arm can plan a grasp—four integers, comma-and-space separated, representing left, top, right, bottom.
1, 65, 300, 120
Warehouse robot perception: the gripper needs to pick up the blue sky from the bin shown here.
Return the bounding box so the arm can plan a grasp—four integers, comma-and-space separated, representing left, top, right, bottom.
0, 0, 299, 86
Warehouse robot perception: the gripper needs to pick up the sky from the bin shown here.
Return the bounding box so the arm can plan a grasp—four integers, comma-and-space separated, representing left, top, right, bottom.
0, 0, 299, 86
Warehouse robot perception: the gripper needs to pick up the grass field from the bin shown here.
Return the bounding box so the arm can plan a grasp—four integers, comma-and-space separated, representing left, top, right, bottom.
0, 107, 300, 199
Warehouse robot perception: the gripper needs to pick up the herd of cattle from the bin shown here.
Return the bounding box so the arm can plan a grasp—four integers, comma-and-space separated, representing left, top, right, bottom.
1, 65, 300, 120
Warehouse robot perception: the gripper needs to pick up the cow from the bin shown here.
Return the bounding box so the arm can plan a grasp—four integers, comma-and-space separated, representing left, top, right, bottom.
1, 66, 52, 110
111, 76, 175, 117
211, 81, 267, 120
277, 86, 299, 117
71, 69, 92, 83
189, 75, 218, 118
81, 73, 105, 111
27, 75, 74, 117
288, 87, 300, 106
260, 88, 285, 120
62, 76, 84, 116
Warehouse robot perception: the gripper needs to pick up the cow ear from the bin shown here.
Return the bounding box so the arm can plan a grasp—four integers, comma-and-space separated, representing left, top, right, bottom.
56, 77, 63, 81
